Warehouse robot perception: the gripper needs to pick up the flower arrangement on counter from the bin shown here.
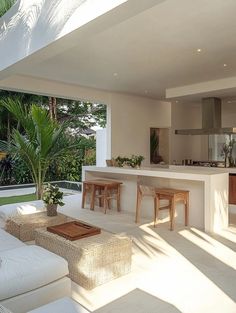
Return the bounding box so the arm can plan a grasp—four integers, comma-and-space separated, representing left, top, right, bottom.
114, 155, 145, 168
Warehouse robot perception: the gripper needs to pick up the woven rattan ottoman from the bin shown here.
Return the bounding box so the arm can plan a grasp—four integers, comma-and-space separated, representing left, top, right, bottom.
35, 228, 132, 289
5, 212, 69, 242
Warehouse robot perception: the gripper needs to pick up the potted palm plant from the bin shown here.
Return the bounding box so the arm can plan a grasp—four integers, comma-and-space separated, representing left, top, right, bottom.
42, 183, 64, 216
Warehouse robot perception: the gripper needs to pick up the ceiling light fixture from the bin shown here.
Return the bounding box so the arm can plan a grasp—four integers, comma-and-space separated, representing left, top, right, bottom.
113, 72, 118, 77
144, 90, 148, 94
197, 48, 202, 53
223, 63, 227, 67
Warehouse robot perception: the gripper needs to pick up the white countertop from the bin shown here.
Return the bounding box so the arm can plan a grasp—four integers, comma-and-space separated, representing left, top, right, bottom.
171, 165, 236, 174
83, 165, 228, 182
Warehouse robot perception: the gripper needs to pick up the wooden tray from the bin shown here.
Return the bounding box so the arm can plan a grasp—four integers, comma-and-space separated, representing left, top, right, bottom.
47, 221, 101, 241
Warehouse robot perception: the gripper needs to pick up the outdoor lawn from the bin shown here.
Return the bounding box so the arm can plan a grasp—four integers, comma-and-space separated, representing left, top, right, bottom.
0, 193, 36, 206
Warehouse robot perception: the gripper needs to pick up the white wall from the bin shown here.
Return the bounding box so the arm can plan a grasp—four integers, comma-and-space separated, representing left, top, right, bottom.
222, 102, 236, 126
110, 93, 171, 165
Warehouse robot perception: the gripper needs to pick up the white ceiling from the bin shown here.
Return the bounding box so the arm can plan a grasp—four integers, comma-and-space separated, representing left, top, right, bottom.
5, 0, 236, 100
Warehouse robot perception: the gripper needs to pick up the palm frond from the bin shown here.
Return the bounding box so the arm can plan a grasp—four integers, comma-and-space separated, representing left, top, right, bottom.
11, 130, 39, 182
0, 0, 15, 17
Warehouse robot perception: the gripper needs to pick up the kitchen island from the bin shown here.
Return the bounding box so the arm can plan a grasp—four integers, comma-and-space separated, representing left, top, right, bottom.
82, 166, 229, 233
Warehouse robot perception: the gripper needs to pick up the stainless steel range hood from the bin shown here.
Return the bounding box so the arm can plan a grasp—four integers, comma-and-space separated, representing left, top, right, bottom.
175, 97, 236, 135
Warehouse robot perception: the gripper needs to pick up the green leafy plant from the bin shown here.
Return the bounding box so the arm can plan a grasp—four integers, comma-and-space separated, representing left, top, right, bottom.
115, 155, 144, 168
130, 155, 145, 168
150, 130, 159, 160
42, 183, 64, 206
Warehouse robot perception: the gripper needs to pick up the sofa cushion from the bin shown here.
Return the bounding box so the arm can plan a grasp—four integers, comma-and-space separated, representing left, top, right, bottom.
0, 305, 12, 313
0, 245, 69, 300
0, 218, 5, 229
0, 201, 44, 221
27, 297, 89, 313
0, 229, 25, 253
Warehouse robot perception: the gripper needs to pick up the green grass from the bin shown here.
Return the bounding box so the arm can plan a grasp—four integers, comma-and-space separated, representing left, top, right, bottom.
0, 193, 37, 206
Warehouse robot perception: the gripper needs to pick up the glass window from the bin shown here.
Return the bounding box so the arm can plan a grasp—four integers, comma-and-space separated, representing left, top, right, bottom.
208, 134, 236, 161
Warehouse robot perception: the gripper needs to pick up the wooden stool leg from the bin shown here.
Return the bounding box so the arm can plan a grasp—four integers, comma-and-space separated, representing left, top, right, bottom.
107, 190, 111, 210
98, 187, 102, 207
104, 186, 108, 214
135, 188, 142, 223
154, 195, 159, 227
82, 183, 86, 208
185, 193, 189, 226
117, 185, 121, 212
170, 198, 175, 231
90, 185, 95, 211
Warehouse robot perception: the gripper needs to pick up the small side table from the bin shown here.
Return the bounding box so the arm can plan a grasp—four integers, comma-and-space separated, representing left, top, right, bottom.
5, 212, 69, 241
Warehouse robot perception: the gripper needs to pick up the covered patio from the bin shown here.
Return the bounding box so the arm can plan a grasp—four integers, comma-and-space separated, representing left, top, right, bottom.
1, 1, 236, 312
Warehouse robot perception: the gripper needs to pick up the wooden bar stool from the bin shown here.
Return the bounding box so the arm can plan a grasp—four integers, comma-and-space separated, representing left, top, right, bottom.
82, 179, 122, 214
136, 184, 155, 223
155, 188, 189, 231
135, 184, 169, 224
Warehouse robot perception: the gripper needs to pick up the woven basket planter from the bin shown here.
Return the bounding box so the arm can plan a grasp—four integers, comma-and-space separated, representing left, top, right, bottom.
46, 204, 58, 216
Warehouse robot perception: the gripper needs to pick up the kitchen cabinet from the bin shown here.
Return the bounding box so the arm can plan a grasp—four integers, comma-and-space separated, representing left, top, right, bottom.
229, 174, 236, 204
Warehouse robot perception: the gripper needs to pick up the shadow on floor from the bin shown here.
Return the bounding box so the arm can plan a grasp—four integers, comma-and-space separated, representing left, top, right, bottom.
94, 288, 182, 313
151, 224, 236, 303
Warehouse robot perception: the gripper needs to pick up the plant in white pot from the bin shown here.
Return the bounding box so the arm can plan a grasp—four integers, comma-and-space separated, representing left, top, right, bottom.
42, 183, 64, 216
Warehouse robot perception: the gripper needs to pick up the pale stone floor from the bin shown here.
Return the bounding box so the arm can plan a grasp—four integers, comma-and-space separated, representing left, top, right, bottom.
57, 194, 236, 313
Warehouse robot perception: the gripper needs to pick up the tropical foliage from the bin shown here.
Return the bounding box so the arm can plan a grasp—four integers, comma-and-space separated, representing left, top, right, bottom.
0, 90, 106, 140
0, 90, 106, 188
0, 99, 78, 198
0, 0, 15, 18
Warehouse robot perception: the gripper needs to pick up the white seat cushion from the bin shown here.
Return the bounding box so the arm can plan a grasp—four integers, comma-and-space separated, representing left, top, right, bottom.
27, 297, 89, 313
0, 229, 25, 252
0, 246, 68, 300
0, 201, 44, 221
0, 218, 5, 229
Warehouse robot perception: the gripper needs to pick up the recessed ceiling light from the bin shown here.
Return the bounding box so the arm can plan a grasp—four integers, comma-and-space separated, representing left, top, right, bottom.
113, 72, 118, 77
144, 90, 148, 94
197, 48, 202, 53
223, 63, 227, 67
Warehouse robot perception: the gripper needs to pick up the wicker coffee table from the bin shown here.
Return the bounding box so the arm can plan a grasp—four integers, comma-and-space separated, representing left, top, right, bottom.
35, 227, 132, 289
5, 212, 69, 242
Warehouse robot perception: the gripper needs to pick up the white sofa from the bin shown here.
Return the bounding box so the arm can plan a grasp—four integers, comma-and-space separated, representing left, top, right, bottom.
0, 229, 71, 313
0, 201, 44, 228
0, 298, 89, 313
28, 298, 90, 313
0, 195, 81, 229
